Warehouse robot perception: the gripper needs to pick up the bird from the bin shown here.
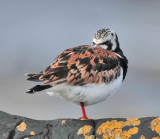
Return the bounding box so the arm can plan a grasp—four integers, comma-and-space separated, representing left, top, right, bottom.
25, 28, 128, 120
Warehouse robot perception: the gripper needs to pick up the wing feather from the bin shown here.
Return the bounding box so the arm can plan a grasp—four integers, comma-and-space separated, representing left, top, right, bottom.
25, 45, 121, 87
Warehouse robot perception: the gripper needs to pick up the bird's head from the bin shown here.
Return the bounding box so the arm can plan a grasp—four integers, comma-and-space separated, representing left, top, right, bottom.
93, 28, 119, 51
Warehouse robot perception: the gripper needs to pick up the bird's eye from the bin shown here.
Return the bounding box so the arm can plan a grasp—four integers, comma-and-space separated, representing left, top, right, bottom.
93, 42, 96, 45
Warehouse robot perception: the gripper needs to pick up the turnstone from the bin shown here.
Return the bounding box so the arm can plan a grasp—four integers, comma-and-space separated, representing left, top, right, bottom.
25, 28, 128, 120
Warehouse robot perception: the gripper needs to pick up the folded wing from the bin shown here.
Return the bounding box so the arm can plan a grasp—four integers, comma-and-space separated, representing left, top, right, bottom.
25, 45, 121, 92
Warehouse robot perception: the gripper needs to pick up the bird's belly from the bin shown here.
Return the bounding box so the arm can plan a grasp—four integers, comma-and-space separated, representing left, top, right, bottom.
73, 71, 123, 105
46, 69, 123, 106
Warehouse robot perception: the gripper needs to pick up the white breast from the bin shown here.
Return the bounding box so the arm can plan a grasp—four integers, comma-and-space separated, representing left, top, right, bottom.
46, 68, 123, 106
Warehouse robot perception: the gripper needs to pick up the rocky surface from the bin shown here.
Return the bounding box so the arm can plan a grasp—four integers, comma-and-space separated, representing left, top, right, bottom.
0, 110, 160, 139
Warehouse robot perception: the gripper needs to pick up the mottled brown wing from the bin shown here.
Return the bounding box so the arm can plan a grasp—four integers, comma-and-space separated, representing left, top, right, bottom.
66, 46, 121, 86
26, 45, 120, 86
25, 45, 90, 85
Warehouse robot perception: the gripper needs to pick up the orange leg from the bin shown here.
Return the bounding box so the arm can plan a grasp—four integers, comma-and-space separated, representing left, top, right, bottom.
79, 102, 90, 120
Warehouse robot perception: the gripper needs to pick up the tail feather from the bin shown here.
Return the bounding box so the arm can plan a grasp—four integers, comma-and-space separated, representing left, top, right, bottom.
25, 73, 43, 82
26, 85, 52, 94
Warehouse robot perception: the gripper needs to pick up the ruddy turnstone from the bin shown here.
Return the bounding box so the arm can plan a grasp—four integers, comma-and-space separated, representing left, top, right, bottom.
25, 28, 128, 120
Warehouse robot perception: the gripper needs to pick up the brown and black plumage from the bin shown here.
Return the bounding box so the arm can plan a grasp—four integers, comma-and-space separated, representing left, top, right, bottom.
25, 28, 128, 120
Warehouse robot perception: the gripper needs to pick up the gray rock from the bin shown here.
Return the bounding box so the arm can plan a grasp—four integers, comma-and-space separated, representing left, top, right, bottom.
0, 110, 160, 139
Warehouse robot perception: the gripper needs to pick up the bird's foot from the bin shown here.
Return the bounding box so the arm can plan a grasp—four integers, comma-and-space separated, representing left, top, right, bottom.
79, 116, 91, 120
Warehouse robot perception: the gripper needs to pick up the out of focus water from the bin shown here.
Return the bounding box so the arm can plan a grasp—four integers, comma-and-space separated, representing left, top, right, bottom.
0, 0, 160, 120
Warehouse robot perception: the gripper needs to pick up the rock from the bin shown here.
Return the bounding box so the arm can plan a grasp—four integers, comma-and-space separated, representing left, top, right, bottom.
0, 110, 160, 139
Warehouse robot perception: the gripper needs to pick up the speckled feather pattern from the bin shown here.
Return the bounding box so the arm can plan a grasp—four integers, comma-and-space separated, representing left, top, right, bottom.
26, 45, 121, 87
25, 28, 128, 106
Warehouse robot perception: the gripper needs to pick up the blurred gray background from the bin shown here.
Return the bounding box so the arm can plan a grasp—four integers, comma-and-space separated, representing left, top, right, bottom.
0, 0, 160, 120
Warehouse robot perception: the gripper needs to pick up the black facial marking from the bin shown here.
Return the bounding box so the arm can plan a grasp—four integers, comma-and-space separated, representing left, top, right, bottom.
107, 43, 112, 50
101, 40, 110, 45
100, 40, 112, 50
